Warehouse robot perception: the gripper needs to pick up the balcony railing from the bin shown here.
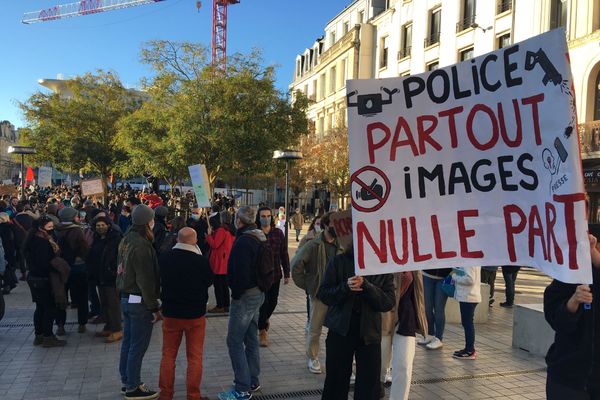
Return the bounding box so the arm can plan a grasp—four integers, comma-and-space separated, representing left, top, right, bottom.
398, 46, 411, 59
579, 121, 600, 157
424, 32, 440, 47
497, 0, 512, 14
456, 14, 476, 32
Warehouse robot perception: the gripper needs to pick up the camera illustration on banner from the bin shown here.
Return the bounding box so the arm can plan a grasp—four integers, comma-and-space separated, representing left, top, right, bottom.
355, 178, 384, 201
347, 87, 398, 117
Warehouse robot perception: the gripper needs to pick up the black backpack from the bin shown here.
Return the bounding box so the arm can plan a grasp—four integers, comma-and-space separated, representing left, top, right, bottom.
243, 233, 275, 292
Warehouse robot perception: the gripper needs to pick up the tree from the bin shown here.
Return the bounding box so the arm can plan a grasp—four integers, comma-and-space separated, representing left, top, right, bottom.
117, 40, 309, 192
297, 126, 350, 208
19, 71, 139, 177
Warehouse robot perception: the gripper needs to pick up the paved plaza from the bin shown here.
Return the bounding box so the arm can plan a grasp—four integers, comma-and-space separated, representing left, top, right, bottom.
0, 235, 553, 400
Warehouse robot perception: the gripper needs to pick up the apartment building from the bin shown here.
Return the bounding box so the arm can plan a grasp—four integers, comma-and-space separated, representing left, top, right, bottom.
0, 121, 21, 181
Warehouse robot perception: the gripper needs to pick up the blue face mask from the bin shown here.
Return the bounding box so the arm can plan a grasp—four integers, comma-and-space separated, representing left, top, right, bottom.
191, 214, 200, 221
260, 217, 271, 227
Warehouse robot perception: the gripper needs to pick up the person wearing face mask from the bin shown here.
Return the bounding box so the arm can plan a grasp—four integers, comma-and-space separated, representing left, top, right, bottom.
117, 204, 162, 400
292, 212, 343, 374
255, 206, 290, 347
88, 216, 123, 343
119, 206, 132, 233
299, 216, 322, 249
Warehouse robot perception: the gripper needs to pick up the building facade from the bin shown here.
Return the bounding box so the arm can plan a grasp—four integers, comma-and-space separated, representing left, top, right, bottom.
0, 121, 21, 182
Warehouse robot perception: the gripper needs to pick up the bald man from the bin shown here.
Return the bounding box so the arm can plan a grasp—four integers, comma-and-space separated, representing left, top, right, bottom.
158, 226, 214, 400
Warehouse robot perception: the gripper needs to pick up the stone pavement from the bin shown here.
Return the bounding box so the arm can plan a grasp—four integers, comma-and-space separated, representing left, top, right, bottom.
0, 231, 553, 400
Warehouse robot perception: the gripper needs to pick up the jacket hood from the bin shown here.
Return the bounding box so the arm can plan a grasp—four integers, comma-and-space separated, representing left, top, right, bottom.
55, 222, 82, 232
245, 228, 267, 242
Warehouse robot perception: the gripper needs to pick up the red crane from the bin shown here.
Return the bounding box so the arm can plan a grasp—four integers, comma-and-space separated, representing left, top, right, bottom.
22, 0, 240, 72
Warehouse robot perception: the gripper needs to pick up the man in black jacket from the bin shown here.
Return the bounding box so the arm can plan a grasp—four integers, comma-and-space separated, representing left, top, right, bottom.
219, 206, 266, 400
159, 227, 213, 400
544, 233, 600, 399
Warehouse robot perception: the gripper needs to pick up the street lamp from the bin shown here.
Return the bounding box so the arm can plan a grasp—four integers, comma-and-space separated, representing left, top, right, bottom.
273, 149, 303, 244
8, 146, 36, 200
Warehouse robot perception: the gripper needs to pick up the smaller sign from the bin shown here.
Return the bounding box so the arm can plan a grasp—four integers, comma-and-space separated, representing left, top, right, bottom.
0, 185, 18, 196
188, 164, 211, 208
81, 178, 105, 196
38, 167, 53, 188
330, 210, 353, 251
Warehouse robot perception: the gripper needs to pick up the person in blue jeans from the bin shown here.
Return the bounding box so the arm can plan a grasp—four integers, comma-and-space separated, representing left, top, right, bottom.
419, 269, 451, 350
451, 267, 481, 360
117, 205, 162, 400
501, 265, 521, 308
219, 206, 266, 400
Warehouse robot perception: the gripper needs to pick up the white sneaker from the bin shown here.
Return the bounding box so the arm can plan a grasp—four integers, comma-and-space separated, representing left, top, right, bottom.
426, 337, 444, 350
384, 369, 392, 384
308, 358, 322, 374
417, 334, 435, 346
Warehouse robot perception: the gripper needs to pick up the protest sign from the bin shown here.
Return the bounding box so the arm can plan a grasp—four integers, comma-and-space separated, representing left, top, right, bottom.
38, 166, 52, 188
81, 178, 105, 196
0, 185, 17, 196
330, 210, 353, 251
188, 164, 211, 208
347, 29, 591, 284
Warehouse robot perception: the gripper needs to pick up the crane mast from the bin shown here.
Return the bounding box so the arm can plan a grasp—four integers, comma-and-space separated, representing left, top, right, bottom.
212, 0, 239, 72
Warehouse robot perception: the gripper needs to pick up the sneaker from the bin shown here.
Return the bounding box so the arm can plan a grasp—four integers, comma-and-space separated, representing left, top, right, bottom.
426, 338, 444, 350
250, 383, 261, 392
105, 331, 123, 343
500, 302, 513, 308
42, 336, 66, 348
417, 334, 435, 346
121, 387, 126, 395
384, 368, 392, 385
308, 358, 322, 374
259, 329, 268, 347
124, 383, 159, 400
208, 306, 225, 313
452, 349, 477, 360
90, 315, 105, 324
217, 389, 252, 400
95, 330, 111, 338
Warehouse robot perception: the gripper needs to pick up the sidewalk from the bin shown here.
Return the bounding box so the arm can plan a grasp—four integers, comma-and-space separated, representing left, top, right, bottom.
0, 231, 551, 400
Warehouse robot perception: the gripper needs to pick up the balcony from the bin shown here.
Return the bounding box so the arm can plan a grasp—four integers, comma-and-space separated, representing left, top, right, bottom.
424, 32, 440, 47
497, 0, 512, 14
398, 46, 411, 59
579, 121, 600, 159
318, 26, 358, 66
456, 14, 476, 33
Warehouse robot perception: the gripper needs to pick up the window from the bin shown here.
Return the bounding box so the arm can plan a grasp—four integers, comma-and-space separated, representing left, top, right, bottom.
457, 0, 476, 32
319, 74, 326, 100
497, 32, 511, 49
425, 8, 441, 46
303, 84, 308, 95
330, 31, 337, 46
399, 23, 412, 58
459, 47, 474, 61
358, 10, 364, 23
400, 70, 411, 77
427, 61, 439, 71
343, 22, 350, 35
311, 80, 317, 100
318, 117, 325, 138
594, 69, 600, 120
497, 0, 512, 14
330, 66, 337, 94
550, 0, 568, 29
380, 36, 389, 69
296, 60, 301, 77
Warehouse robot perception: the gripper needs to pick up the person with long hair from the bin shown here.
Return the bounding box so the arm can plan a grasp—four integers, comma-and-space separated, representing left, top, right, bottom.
117, 204, 162, 400
206, 212, 235, 313
298, 216, 321, 249
24, 216, 66, 347
318, 243, 395, 399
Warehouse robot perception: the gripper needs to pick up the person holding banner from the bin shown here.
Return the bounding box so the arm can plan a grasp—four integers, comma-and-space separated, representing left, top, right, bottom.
291, 212, 342, 374
318, 243, 395, 399
544, 233, 600, 400
451, 267, 481, 360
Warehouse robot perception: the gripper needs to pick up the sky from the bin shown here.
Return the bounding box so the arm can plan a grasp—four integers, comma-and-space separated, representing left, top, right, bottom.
0, 0, 352, 128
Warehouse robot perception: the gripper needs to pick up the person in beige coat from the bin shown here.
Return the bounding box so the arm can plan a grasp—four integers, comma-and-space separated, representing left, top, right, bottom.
381, 271, 427, 400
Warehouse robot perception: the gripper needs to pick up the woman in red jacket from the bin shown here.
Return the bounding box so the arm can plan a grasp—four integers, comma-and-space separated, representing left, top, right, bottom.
206, 212, 235, 313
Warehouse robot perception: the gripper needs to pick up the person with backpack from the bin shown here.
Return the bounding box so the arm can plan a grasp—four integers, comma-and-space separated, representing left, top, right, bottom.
218, 206, 271, 400
255, 206, 290, 347
291, 212, 343, 374
55, 207, 90, 334
206, 212, 235, 313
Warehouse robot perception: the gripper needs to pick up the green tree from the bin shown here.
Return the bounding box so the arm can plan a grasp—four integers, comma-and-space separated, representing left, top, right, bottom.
19, 71, 139, 177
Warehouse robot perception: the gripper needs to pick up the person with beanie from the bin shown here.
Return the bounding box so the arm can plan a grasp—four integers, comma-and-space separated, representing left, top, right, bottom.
117, 204, 162, 400
55, 206, 90, 334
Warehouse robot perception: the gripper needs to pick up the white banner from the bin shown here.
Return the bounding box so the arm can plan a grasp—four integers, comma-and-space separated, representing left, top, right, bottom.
188, 164, 211, 208
347, 29, 591, 284
38, 166, 52, 188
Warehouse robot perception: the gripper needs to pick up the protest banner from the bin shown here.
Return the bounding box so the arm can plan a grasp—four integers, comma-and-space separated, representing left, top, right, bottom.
347, 29, 591, 284
330, 210, 353, 251
38, 166, 52, 188
0, 185, 18, 196
188, 164, 211, 208
81, 178, 105, 196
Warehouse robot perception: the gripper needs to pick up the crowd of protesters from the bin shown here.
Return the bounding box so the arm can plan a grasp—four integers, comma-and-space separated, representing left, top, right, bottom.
1, 182, 599, 400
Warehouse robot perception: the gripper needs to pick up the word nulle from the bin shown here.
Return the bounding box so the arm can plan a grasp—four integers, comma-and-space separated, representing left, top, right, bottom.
355, 193, 584, 270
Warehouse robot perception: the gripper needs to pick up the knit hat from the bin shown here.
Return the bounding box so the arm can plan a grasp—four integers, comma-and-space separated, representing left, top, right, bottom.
132, 204, 155, 226
46, 203, 58, 215
58, 207, 78, 222
154, 205, 168, 218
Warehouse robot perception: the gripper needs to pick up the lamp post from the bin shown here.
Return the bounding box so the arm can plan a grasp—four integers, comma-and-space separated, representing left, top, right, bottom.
8, 146, 36, 200
273, 149, 303, 244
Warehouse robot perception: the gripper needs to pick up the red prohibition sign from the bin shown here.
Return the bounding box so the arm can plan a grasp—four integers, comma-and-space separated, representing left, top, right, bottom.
350, 165, 391, 213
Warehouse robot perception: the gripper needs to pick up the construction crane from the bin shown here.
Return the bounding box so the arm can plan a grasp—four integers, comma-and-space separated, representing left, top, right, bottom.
22, 0, 240, 71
